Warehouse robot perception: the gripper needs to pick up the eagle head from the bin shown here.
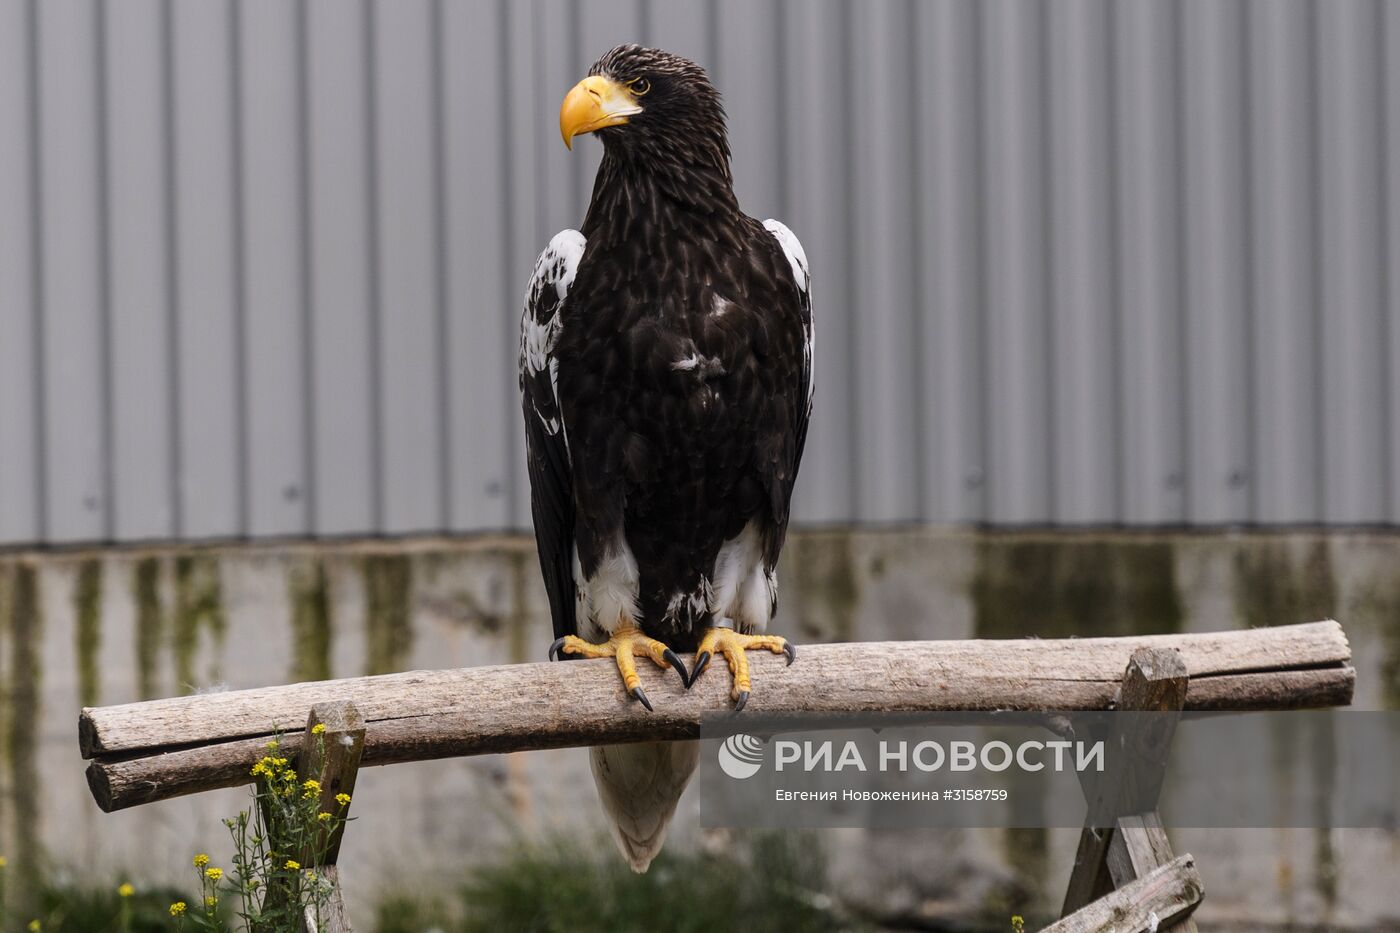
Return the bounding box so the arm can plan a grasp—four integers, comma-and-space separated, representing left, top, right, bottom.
560, 45, 728, 167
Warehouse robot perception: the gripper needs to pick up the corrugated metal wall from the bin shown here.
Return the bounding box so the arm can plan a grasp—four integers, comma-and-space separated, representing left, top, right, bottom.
2, 0, 1399, 546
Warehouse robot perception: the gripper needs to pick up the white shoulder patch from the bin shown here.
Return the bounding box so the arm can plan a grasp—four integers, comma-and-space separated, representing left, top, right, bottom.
544, 229, 586, 300
520, 231, 585, 375
763, 219, 809, 292
764, 219, 814, 407
520, 229, 586, 440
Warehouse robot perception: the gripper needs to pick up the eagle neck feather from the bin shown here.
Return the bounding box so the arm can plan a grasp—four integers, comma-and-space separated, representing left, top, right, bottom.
583, 148, 740, 244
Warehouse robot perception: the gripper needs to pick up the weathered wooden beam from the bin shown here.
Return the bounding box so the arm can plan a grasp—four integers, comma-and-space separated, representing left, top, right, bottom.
81, 621, 1352, 812
1061, 649, 1188, 918
1040, 854, 1203, 933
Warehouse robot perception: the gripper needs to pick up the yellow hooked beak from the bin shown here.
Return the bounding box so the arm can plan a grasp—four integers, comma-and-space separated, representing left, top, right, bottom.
560, 75, 643, 149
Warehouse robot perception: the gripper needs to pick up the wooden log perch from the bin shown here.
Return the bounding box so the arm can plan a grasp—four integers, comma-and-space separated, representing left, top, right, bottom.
1040, 853, 1203, 933
80, 620, 1352, 812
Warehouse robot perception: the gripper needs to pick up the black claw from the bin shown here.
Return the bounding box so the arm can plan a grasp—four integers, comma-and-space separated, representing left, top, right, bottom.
662, 648, 691, 687
630, 685, 654, 712
783, 642, 798, 666
548, 637, 568, 662
689, 651, 712, 688
734, 690, 750, 713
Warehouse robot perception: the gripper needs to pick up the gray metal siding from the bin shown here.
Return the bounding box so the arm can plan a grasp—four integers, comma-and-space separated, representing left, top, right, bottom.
3, 0, 1400, 545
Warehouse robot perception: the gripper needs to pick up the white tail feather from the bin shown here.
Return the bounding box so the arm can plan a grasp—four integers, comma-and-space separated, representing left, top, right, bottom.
589, 741, 699, 873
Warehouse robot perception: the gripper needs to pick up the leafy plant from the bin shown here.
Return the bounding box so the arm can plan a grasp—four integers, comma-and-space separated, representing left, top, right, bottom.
170, 729, 352, 933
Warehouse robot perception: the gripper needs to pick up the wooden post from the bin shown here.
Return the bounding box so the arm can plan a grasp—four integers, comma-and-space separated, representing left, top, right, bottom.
297, 702, 365, 867
261, 702, 362, 933
297, 702, 364, 933
1042, 854, 1203, 933
1060, 648, 1198, 932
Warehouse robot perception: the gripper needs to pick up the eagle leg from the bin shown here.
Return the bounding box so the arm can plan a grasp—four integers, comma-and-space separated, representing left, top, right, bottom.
688, 628, 797, 711
549, 624, 689, 711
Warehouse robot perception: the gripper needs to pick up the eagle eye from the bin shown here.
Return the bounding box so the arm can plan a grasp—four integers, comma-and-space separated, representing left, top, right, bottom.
628, 77, 651, 96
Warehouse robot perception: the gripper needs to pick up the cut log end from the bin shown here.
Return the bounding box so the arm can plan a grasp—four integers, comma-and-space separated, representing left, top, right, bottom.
85, 759, 115, 813
79, 711, 99, 760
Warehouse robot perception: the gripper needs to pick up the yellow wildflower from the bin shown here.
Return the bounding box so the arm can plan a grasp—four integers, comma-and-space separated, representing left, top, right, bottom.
284, 859, 300, 870
335, 792, 351, 806
304, 870, 318, 883
302, 778, 321, 792
317, 811, 332, 822
169, 902, 187, 917
28, 921, 41, 932
311, 723, 327, 735
204, 867, 222, 881
265, 739, 280, 750
118, 882, 135, 898
205, 895, 218, 908
1011, 917, 1025, 933
193, 853, 210, 868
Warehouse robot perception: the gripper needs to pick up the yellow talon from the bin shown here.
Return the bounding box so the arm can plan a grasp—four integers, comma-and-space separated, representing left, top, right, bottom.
549, 624, 687, 711
690, 627, 797, 710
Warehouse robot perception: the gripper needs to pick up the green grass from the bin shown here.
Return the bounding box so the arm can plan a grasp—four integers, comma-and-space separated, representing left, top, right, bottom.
368, 831, 859, 933
16, 832, 858, 933
10, 880, 194, 933
451, 832, 854, 933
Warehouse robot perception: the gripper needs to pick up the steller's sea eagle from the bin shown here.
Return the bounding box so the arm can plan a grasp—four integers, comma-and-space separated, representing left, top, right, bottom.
519, 45, 812, 871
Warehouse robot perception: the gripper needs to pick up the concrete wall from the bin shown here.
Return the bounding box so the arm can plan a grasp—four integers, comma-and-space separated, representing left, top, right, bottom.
3, 529, 1398, 927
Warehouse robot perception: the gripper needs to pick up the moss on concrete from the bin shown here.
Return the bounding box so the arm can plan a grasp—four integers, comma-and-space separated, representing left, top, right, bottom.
1379, 622, 1400, 711
1311, 719, 1339, 914
508, 551, 531, 665
969, 536, 1182, 903
131, 557, 163, 700
786, 532, 860, 643
1232, 539, 1336, 632
972, 537, 1182, 639
1237, 541, 1340, 913
173, 556, 226, 694
363, 555, 413, 675
999, 723, 1050, 912
5, 562, 43, 901
288, 559, 333, 683
73, 559, 102, 708
1341, 549, 1400, 711
0, 564, 8, 898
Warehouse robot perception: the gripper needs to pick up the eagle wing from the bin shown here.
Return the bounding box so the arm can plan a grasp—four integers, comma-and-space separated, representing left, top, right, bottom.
760, 219, 814, 568
519, 229, 587, 641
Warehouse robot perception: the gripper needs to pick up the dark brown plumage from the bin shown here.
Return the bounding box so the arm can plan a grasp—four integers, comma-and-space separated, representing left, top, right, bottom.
518, 44, 812, 870
521, 44, 812, 652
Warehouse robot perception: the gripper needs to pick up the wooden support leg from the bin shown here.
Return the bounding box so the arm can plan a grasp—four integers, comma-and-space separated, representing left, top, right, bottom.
1059, 649, 1200, 932
1043, 854, 1203, 933
296, 701, 365, 933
